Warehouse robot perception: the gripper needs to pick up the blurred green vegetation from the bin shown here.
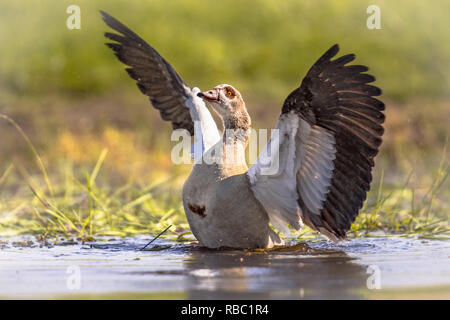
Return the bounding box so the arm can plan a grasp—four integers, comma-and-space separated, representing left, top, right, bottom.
0, 0, 449, 100
0, 141, 447, 239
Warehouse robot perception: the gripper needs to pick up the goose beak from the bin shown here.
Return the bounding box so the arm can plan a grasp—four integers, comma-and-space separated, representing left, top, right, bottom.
197, 89, 219, 102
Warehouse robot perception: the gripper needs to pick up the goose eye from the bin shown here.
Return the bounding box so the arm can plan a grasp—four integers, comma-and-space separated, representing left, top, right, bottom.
226, 89, 234, 98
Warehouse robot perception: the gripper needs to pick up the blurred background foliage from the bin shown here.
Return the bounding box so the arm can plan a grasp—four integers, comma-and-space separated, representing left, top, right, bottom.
0, 0, 449, 99
0, 0, 448, 237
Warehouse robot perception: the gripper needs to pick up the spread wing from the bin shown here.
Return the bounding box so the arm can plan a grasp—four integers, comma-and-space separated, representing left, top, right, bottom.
101, 10, 195, 134
248, 44, 385, 241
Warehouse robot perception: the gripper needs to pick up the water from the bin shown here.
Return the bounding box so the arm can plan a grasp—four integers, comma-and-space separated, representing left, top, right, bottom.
0, 236, 449, 299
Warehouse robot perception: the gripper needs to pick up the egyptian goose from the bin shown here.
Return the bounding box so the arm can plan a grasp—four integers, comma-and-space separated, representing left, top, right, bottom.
102, 12, 385, 248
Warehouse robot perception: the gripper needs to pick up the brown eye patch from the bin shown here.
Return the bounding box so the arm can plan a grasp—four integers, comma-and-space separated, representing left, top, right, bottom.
225, 87, 235, 98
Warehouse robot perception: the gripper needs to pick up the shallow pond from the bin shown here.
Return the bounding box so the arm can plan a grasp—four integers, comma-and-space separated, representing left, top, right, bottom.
0, 236, 449, 299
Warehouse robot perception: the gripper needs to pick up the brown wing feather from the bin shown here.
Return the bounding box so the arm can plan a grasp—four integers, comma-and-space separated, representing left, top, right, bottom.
283, 44, 385, 240
101, 11, 194, 135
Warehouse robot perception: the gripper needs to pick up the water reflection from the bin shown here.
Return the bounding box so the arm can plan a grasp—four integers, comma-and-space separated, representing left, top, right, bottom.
1, 237, 448, 298
184, 243, 369, 299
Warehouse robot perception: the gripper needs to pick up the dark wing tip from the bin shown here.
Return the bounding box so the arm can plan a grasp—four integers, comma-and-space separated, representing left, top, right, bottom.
100, 10, 121, 31
105, 42, 120, 53
100, 10, 114, 25
104, 32, 124, 44
317, 44, 340, 64
333, 53, 356, 66
329, 44, 340, 55
100, 10, 139, 41
100, 11, 120, 27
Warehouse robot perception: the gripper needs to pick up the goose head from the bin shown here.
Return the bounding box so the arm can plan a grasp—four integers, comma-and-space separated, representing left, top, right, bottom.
198, 84, 251, 131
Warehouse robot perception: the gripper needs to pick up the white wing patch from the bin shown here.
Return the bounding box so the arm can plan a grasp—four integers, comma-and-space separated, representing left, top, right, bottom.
248, 112, 303, 234
188, 87, 221, 163
296, 125, 336, 215
247, 111, 336, 235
